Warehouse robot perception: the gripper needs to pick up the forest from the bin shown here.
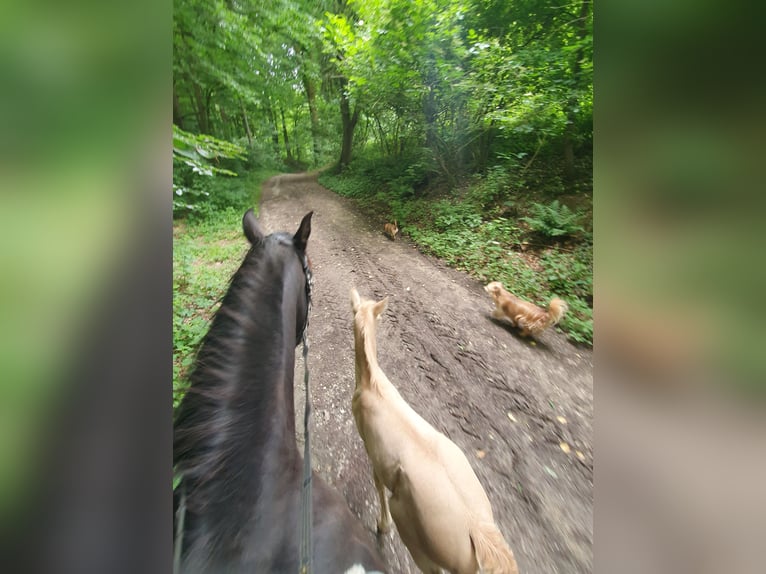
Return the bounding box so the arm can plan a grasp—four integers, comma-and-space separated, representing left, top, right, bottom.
172, 0, 593, 363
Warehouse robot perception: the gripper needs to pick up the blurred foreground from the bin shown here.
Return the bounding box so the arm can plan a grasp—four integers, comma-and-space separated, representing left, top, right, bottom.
0, 1, 764, 573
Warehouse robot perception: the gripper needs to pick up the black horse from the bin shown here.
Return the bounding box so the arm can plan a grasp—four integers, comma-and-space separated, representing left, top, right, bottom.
174, 210, 385, 573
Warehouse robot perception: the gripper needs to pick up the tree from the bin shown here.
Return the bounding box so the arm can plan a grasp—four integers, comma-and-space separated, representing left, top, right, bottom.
172, 0, 592, 183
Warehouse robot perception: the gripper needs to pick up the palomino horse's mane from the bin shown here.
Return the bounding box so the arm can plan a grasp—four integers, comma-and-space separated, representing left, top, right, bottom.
174, 231, 308, 513
354, 300, 385, 385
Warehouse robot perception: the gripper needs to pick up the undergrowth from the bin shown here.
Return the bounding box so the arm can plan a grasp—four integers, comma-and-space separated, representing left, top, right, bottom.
173, 170, 272, 405
173, 168, 276, 221
320, 160, 593, 346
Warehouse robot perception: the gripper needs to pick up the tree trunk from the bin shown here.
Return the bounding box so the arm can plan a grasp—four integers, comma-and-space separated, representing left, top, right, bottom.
338, 77, 359, 170
266, 100, 280, 156
173, 83, 184, 129
562, 133, 575, 183
422, 57, 440, 182
280, 107, 293, 163
424, 86, 438, 152
423, 56, 439, 148
191, 82, 209, 134
303, 75, 320, 165
205, 88, 215, 136
563, 0, 591, 187
219, 105, 231, 140
477, 124, 493, 173
454, 104, 468, 176
240, 99, 252, 147
293, 114, 300, 162
374, 114, 390, 155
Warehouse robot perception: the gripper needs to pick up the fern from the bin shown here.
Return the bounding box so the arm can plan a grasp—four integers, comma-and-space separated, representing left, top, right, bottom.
521, 200, 583, 238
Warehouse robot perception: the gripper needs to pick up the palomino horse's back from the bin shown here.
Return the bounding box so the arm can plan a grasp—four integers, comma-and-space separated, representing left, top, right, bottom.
350, 288, 518, 573
387, 437, 517, 573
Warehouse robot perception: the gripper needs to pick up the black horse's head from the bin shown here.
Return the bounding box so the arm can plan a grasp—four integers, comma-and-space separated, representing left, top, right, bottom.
242, 209, 313, 346
174, 208, 387, 574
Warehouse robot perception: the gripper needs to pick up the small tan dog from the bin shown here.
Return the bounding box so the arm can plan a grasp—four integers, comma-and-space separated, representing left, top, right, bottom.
484, 281, 568, 338
383, 220, 398, 240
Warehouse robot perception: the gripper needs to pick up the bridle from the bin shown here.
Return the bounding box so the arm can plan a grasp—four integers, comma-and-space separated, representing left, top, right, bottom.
298, 258, 382, 574
297, 251, 313, 343
298, 252, 314, 574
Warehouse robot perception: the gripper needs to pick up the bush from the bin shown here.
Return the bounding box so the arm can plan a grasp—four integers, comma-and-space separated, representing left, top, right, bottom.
431, 200, 482, 232
173, 170, 269, 220
318, 173, 373, 199
469, 164, 514, 210
558, 298, 593, 346
319, 160, 593, 346
539, 247, 592, 301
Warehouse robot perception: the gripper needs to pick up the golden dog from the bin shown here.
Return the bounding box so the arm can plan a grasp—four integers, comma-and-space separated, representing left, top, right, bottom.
383, 220, 398, 240
484, 281, 568, 338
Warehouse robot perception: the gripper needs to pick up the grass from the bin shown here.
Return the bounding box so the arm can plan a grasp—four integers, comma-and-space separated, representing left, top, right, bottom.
320, 163, 593, 346
172, 169, 273, 405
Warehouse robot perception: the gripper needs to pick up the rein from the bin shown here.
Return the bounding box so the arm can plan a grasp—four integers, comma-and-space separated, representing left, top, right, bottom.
174, 482, 186, 574
298, 253, 314, 574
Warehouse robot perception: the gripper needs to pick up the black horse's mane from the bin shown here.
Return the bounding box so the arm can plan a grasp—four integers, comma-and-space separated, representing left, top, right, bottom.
173, 231, 304, 513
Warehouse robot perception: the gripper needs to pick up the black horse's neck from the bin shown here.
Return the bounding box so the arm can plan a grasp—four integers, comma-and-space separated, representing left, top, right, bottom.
174, 238, 307, 551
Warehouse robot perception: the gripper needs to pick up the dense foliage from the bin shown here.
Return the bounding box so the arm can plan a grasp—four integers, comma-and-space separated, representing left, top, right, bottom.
174, 0, 591, 180
319, 159, 593, 344
173, 0, 592, 344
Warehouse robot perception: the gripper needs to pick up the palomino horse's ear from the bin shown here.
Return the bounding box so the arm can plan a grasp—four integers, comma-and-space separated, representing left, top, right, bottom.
373, 297, 388, 319
293, 211, 313, 252
242, 209, 264, 245
350, 288, 361, 312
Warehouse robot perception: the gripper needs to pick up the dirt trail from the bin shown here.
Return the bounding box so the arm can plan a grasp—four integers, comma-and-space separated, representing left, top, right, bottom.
259, 173, 593, 574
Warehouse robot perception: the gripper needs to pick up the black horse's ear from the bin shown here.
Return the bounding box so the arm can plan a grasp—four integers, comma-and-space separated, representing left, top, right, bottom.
293, 211, 313, 252
243, 209, 263, 245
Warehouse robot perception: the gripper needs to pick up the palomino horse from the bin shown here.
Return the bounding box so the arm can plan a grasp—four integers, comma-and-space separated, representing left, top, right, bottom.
173, 210, 385, 573
350, 289, 519, 574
